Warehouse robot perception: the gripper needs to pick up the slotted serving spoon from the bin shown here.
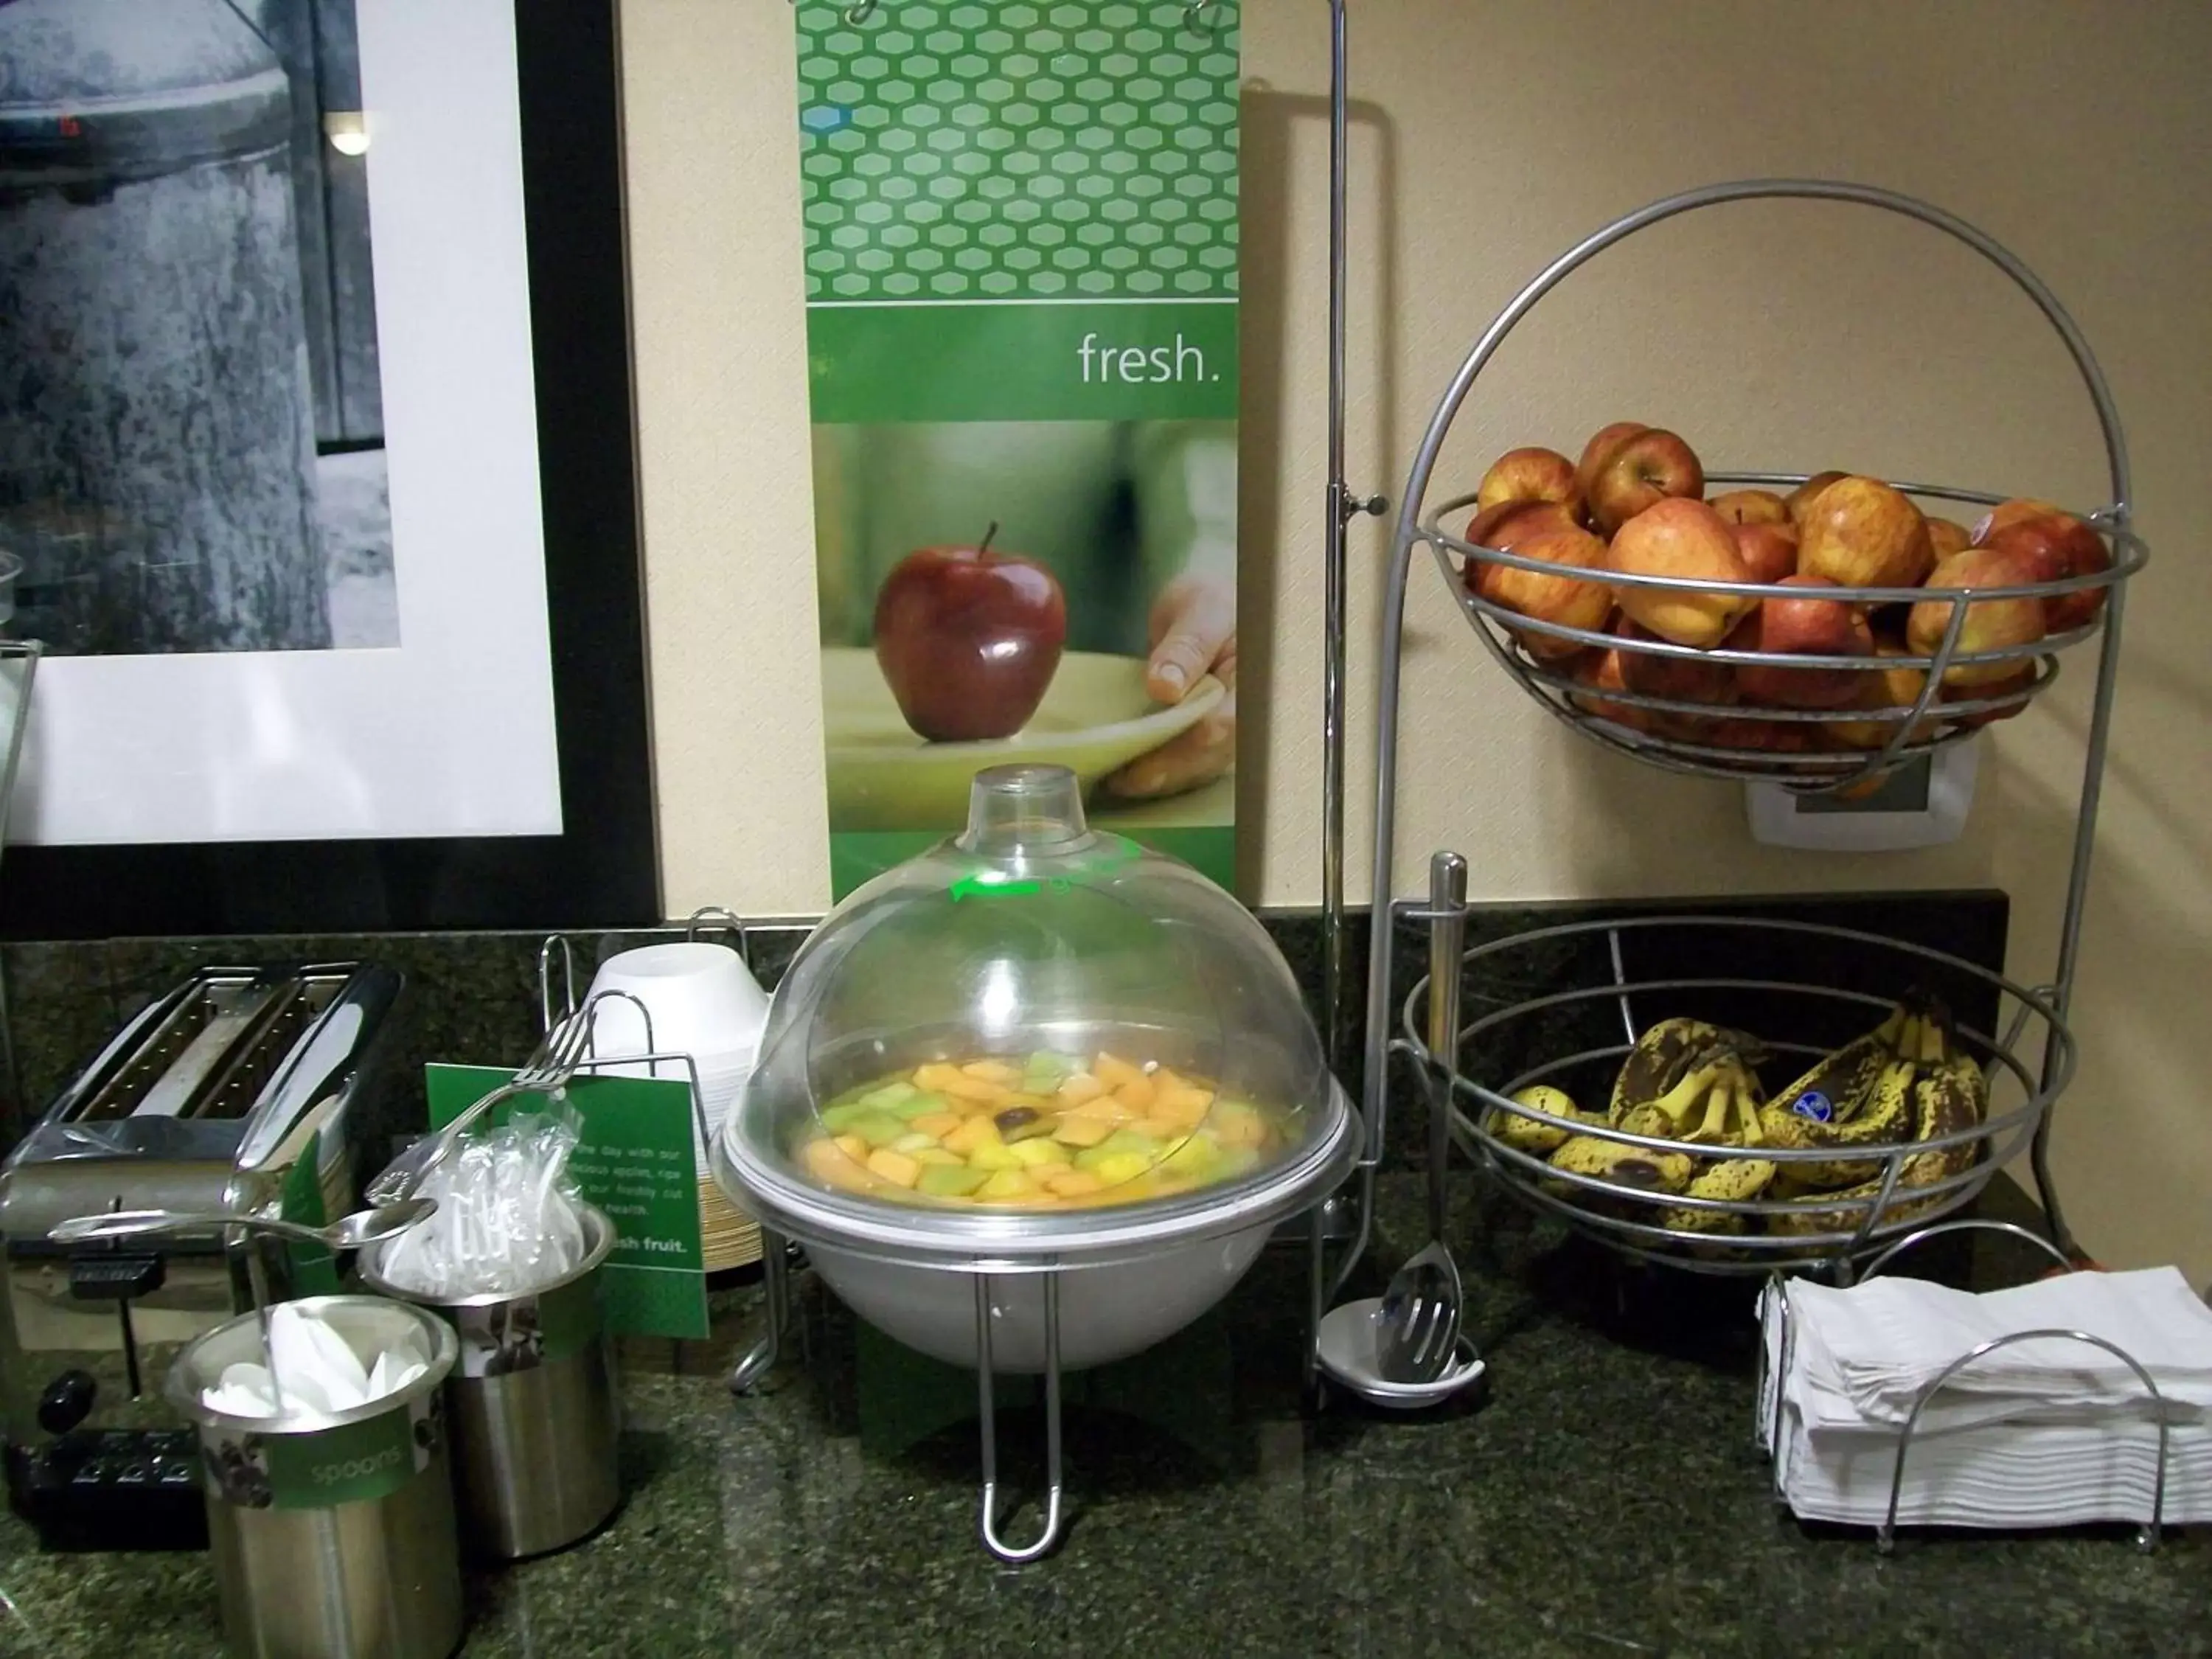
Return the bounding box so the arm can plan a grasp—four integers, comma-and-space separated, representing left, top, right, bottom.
1375, 853, 1470, 1385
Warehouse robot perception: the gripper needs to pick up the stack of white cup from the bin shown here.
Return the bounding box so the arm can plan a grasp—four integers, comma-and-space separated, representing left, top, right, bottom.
581, 942, 770, 1269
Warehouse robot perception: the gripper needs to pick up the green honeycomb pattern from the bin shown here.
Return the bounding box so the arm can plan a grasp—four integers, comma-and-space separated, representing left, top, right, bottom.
795, 1, 1240, 302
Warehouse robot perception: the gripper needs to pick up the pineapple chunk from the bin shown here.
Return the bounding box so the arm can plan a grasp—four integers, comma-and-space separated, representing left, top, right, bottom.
1211, 1101, 1267, 1150
914, 1148, 964, 1167
865, 1147, 922, 1188
961, 1059, 1022, 1084
1043, 1169, 1105, 1198
908, 1111, 963, 1140
967, 1142, 1022, 1172
1056, 1073, 1107, 1105
1009, 1137, 1070, 1168
1051, 1115, 1114, 1149
1093, 1051, 1144, 1090
941, 1115, 1003, 1156
1113, 1075, 1158, 1113
1090, 1151, 1154, 1187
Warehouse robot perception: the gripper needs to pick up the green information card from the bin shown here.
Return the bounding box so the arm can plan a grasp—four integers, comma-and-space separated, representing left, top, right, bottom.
797, 1, 1242, 899
423, 1065, 710, 1340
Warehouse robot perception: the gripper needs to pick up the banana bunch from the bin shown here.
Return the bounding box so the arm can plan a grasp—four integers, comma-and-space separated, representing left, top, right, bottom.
1768, 1006, 1989, 1238
1483, 1083, 1607, 1158
1758, 1001, 1927, 1189
1543, 1028, 1768, 1215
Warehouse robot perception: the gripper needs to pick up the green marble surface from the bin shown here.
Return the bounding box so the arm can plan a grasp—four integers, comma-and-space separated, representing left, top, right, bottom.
2, 1174, 2205, 1658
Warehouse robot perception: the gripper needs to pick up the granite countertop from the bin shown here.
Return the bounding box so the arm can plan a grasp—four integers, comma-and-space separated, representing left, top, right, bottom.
2, 1174, 2205, 1658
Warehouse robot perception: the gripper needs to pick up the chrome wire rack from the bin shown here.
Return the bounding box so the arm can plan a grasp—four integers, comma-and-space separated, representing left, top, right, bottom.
1312, 179, 2143, 1338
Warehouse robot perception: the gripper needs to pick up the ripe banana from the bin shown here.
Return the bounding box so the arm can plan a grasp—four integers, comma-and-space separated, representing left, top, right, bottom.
1484, 1083, 1600, 1157
1759, 1004, 1926, 1189
1546, 1133, 1694, 1196
1768, 1020, 1990, 1237
1664, 1152, 1778, 1236
1606, 1018, 1730, 1123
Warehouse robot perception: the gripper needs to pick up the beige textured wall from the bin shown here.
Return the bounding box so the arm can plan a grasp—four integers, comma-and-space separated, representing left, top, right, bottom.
619, 1, 2212, 1278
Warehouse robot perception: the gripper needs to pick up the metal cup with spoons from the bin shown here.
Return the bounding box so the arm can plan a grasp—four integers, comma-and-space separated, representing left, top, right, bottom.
1375, 852, 1470, 1385
50, 1200, 437, 1414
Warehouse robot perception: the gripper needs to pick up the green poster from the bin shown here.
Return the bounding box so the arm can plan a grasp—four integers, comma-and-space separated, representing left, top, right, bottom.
423, 1065, 709, 1341
796, 1, 1242, 898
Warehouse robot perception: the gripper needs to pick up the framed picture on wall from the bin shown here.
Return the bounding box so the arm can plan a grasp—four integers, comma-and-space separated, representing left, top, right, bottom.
0, 0, 655, 936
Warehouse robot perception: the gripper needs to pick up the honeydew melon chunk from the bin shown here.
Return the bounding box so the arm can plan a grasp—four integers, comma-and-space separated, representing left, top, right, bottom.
819, 1102, 876, 1133
1161, 1135, 1222, 1180
887, 1091, 950, 1121
850, 1113, 911, 1149
890, 1132, 937, 1155
1020, 1051, 1080, 1093
858, 1080, 919, 1110
917, 1164, 989, 1197
1074, 1130, 1158, 1172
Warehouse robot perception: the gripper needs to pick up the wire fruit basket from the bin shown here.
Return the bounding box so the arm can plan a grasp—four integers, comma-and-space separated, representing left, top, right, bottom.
1440, 476, 2144, 793
1398, 912, 2073, 1275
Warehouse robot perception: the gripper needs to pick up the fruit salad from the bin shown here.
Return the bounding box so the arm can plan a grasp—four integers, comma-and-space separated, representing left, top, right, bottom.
796, 1051, 1284, 1209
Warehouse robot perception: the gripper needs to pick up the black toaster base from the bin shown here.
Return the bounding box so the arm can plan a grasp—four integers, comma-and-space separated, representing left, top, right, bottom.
6, 1434, 210, 1552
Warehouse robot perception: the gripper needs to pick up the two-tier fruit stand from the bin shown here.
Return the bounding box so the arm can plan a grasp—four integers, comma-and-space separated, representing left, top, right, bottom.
1314, 179, 2146, 1315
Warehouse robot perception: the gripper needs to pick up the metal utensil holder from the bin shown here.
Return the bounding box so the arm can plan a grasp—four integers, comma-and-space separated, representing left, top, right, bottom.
1318, 179, 2146, 1354
1756, 1220, 2169, 1552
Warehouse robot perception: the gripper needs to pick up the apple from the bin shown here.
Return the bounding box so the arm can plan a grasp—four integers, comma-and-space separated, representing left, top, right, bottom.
1797, 476, 1934, 592
1785, 471, 1851, 533
1476, 446, 1581, 515
1907, 546, 2048, 687
1469, 524, 1613, 660
1982, 512, 2112, 632
1605, 498, 1755, 647
1942, 665, 2036, 728
1574, 420, 1650, 504
1570, 646, 1655, 733
1970, 497, 2065, 545
1616, 616, 1736, 707
1586, 428, 1705, 535
873, 527, 1067, 741
1730, 521, 1800, 586
1708, 488, 1791, 527
1827, 645, 1941, 750
1705, 717, 1820, 757
1465, 498, 1581, 553
1925, 516, 1972, 558
1731, 575, 1874, 707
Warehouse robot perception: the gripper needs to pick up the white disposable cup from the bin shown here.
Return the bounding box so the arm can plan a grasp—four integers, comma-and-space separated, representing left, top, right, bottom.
583, 942, 768, 1065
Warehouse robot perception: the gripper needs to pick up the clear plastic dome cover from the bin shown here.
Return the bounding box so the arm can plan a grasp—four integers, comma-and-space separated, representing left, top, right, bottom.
723, 766, 1344, 1239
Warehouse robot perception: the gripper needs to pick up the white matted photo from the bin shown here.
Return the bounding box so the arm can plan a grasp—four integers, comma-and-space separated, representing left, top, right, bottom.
0, 0, 560, 846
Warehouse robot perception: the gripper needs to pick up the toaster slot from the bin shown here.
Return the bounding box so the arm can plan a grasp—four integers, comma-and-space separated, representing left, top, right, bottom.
129, 982, 286, 1119
65, 973, 266, 1124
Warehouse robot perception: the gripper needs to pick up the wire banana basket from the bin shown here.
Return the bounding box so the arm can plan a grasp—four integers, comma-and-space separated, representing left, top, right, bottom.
1437, 482, 2146, 794
1402, 914, 2073, 1276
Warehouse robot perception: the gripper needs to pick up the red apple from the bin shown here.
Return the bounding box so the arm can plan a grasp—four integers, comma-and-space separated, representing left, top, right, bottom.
1469, 524, 1613, 660
1616, 616, 1736, 707
873, 529, 1067, 741
1982, 513, 2112, 633
1475, 446, 1582, 516
1942, 665, 2037, 728
1970, 497, 2066, 546
1796, 476, 1934, 592
1907, 547, 2048, 687
1574, 421, 1651, 504
1571, 646, 1655, 733
1785, 470, 1851, 534
1586, 428, 1705, 535
1925, 516, 1972, 558
1465, 498, 1581, 552
1827, 645, 1941, 751
1731, 575, 1875, 707
1605, 498, 1754, 647
1730, 521, 1800, 586
1708, 489, 1790, 527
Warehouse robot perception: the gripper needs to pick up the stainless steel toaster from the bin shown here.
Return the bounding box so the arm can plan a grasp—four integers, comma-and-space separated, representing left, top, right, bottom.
0, 960, 402, 1548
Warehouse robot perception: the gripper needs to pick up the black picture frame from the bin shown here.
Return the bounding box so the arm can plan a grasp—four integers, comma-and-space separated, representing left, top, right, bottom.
0, 0, 657, 939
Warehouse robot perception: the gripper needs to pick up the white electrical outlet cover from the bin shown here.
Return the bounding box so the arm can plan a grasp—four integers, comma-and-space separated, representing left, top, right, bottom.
1745, 738, 1978, 851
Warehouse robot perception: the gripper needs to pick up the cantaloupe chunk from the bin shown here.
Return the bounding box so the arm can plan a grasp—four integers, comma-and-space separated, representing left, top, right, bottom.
913, 1148, 964, 1167
1093, 1052, 1144, 1090
1051, 1115, 1114, 1149
912, 1062, 967, 1093
1063, 1096, 1133, 1124
941, 1115, 1002, 1156
939, 1075, 1009, 1104
1139, 1117, 1191, 1144
908, 1111, 963, 1140
1151, 1086, 1213, 1130
961, 1059, 1021, 1084
865, 1147, 922, 1188
1056, 1073, 1107, 1105
1043, 1169, 1105, 1197
1113, 1075, 1157, 1113
830, 1133, 870, 1164
803, 1138, 874, 1192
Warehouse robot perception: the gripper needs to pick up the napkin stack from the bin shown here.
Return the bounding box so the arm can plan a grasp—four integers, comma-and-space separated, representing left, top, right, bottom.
1759, 1267, 2212, 1528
